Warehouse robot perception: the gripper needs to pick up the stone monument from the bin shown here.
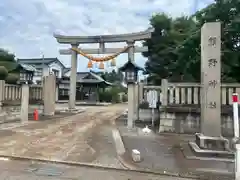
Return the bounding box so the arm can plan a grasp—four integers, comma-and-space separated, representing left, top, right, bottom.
189, 22, 232, 158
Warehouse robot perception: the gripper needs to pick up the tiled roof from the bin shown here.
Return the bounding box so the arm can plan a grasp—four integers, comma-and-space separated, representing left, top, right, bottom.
17, 58, 57, 64
19, 63, 37, 72
17, 57, 67, 69
62, 71, 112, 85
63, 67, 71, 74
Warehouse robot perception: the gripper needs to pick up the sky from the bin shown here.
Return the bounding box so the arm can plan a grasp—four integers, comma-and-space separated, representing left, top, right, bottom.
0, 0, 214, 74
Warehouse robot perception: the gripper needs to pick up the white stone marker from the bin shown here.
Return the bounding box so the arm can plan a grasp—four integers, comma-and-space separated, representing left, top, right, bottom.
132, 149, 141, 162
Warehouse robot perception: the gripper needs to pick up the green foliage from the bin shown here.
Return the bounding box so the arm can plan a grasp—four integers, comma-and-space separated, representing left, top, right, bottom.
5, 73, 19, 84
99, 86, 123, 103
0, 48, 18, 73
0, 66, 8, 80
144, 0, 240, 84
0, 49, 15, 62
99, 69, 124, 84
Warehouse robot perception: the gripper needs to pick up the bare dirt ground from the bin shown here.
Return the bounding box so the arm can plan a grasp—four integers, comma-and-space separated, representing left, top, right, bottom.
0, 104, 125, 165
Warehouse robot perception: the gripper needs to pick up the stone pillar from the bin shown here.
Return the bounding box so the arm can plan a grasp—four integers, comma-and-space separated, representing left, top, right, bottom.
20, 83, 29, 123
161, 79, 168, 106
43, 75, 56, 116
69, 44, 78, 110
135, 83, 139, 120
55, 85, 59, 102
0, 80, 5, 110
138, 82, 144, 104
127, 84, 134, 128
201, 22, 221, 137
127, 41, 137, 123
159, 79, 168, 133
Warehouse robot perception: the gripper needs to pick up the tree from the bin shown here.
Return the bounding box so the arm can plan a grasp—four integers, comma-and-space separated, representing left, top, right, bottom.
178, 0, 240, 82
99, 69, 124, 83
143, 13, 197, 84
144, 0, 240, 83
0, 48, 18, 72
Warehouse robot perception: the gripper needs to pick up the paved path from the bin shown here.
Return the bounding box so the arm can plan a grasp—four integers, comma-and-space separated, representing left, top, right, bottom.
0, 104, 124, 165
0, 159, 193, 180
116, 119, 234, 180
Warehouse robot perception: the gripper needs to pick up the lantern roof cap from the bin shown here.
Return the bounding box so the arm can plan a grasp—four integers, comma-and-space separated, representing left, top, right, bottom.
119, 61, 144, 72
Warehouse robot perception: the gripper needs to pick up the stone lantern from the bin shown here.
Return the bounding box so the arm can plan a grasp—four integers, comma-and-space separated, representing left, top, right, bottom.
119, 60, 144, 128
119, 61, 144, 84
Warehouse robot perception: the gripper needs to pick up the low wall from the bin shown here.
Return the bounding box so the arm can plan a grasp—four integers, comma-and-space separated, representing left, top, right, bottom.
159, 105, 234, 137
0, 104, 44, 124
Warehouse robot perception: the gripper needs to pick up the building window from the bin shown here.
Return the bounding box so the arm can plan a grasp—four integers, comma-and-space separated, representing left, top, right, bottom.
59, 89, 69, 96
52, 69, 59, 77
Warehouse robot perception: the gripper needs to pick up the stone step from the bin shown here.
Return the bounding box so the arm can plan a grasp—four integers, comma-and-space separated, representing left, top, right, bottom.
189, 142, 234, 159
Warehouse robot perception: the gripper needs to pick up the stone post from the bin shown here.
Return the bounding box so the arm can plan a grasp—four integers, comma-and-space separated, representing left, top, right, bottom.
20, 83, 29, 123
159, 79, 168, 132
127, 40, 136, 127
138, 82, 144, 104
55, 85, 59, 102
200, 22, 221, 137
0, 80, 5, 110
161, 79, 168, 106
127, 84, 134, 128
43, 75, 56, 116
69, 44, 78, 110
235, 141, 240, 180
135, 83, 139, 120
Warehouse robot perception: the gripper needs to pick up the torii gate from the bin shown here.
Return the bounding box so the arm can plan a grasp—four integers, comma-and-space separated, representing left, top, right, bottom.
53, 28, 153, 119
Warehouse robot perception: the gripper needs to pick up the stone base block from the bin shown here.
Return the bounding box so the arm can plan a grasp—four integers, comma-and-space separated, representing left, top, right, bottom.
195, 133, 230, 151
132, 149, 141, 162
189, 133, 234, 159
189, 142, 234, 159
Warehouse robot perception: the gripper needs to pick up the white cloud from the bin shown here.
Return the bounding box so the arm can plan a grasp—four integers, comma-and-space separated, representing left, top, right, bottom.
0, 0, 213, 73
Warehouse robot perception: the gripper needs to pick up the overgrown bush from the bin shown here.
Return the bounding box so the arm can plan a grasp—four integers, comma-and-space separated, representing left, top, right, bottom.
99, 86, 121, 103
5, 73, 19, 84
0, 66, 8, 80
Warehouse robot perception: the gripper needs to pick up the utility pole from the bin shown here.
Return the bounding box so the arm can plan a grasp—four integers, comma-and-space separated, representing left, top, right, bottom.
41, 54, 44, 85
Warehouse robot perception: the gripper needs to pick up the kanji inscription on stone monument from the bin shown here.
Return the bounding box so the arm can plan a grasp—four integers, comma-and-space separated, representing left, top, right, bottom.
208, 36, 217, 46
208, 80, 217, 88
201, 22, 221, 137
208, 58, 217, 67
208, 101, 217, 108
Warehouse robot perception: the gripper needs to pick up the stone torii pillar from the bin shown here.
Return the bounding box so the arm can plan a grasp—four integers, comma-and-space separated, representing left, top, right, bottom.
127, 41, 136, 128
69, 44, 78, 110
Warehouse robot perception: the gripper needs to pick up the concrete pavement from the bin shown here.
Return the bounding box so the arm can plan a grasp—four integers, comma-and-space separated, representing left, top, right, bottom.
0, 159, 194, 180
114, 118, 234, 180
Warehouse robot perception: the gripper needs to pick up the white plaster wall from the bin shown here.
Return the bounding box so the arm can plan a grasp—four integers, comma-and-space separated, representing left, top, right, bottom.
42, 66, 50, 77
64, 70, 70, 77
59, 84, 69, 89
48, 62, 62, 78
32, 76, 42, 84
32, 65, 49, 84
